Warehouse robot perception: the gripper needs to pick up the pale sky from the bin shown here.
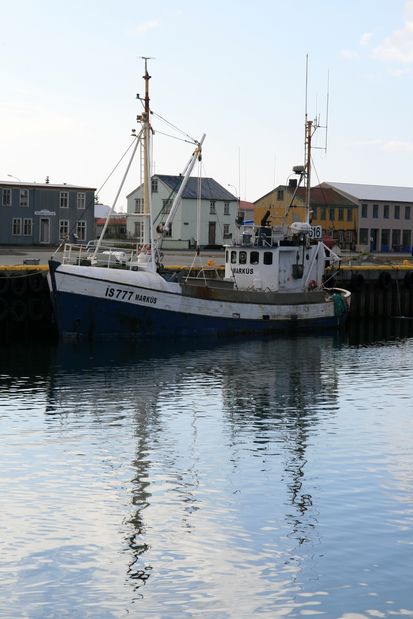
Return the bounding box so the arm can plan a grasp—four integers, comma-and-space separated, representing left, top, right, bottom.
1, 0, 413, 209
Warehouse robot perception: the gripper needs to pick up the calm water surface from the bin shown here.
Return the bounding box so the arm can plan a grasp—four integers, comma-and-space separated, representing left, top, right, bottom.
1, 321, 413, 618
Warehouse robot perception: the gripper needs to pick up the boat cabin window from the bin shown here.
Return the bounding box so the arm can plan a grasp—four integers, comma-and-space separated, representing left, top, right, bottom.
225, 250, 229, 263
231, 250, 237, 264
250, 251, 259, 265
263, 252, 273, 265
239, 251, 247, 265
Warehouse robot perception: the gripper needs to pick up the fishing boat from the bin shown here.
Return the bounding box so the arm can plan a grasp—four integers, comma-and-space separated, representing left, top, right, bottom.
48, 60, 351, 339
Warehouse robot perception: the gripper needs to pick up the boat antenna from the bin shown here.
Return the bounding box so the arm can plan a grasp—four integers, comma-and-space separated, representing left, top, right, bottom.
325, 70, 330, 153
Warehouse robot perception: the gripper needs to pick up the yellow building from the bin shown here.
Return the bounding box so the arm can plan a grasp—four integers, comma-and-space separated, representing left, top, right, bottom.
253, 181, 307, 228
254, 183, 358, 250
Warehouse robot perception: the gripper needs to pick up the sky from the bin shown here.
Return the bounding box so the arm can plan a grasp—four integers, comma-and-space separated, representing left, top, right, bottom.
1, 0, 413, 210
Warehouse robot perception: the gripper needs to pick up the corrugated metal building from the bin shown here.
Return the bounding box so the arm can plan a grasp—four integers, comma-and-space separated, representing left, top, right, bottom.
320, 182, 413, 253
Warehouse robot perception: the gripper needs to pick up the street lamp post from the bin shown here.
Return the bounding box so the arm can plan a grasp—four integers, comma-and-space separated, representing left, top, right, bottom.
7, 174, 22, 182
227, 183, 238, 199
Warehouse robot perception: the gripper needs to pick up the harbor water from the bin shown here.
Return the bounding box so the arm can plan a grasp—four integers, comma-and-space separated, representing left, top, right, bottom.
1, 321, 413, 618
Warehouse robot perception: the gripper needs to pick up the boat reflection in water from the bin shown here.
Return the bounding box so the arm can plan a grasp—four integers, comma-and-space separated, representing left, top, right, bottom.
2, 324, 413, 617
41, 335, 340, 611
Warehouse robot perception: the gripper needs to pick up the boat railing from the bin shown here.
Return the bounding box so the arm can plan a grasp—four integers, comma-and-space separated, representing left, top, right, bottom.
61, 242, 139, 268
237, 225, 286, 248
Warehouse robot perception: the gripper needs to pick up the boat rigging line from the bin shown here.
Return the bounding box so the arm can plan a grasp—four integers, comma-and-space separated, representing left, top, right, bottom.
152, 111, 199, 145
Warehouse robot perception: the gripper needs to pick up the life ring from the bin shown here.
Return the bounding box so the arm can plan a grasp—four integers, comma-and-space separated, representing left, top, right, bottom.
0, 273, 10, 295
138, 244, 151, 254
378, 271, 391, 290
351, 273, 365, 292
11, 276, 27, 296
28, 273, 46, 293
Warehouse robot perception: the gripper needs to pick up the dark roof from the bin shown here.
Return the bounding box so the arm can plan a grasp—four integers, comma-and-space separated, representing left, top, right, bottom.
156, 175, 237, 200
155, 174, 237, 200
0, 180, 96, 190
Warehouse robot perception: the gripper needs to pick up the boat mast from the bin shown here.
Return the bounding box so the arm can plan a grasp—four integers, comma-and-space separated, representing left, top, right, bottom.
141, 57, 153, 248
304, 118, 312, 225
304, 54, 311, 226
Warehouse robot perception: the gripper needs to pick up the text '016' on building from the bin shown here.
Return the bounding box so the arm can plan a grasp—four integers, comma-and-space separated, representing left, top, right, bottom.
0, 180, 96, 246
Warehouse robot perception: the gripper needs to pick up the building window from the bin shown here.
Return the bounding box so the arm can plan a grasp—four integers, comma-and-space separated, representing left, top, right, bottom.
347, 208, 352, 222
277, 189, 284, 201
329, 208, 335, 221
223, 224, 231, 239
76, 221, 86, 241
373, 204, 379, 218
311, 206, 317, 220
77, 192, 86, 209
20, 189, 29, 207
134, 221, 144, 242
402, 229, 411, 250
383, 205, 389, 219
2, 188, 12, 206
394, 204, 400, 219
359, 228, 368, 244
162, 199, 173, 214
361, 203, 368, 218
12, 218, 22, 236
224, 202, 230, 215
392, 229, 401, 250
60, 191, 69, 208
59, 220, 69, 240
338, 208, 344, 221
381, 229, 390, 251
134, 198, 144, 214
151, 178, 158, 193
210, 200, 216, 214
320, 207, 326, 221
23, 218, 32, 236
405, 206, 411, 220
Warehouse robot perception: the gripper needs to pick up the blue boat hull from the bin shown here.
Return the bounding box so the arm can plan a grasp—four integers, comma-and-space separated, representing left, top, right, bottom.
51, 288, 342, 340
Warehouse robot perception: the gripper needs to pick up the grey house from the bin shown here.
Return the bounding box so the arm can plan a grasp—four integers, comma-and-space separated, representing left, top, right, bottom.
0, 181, 96, 246
126, 175, 238, 249
319, 182, 413, 253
